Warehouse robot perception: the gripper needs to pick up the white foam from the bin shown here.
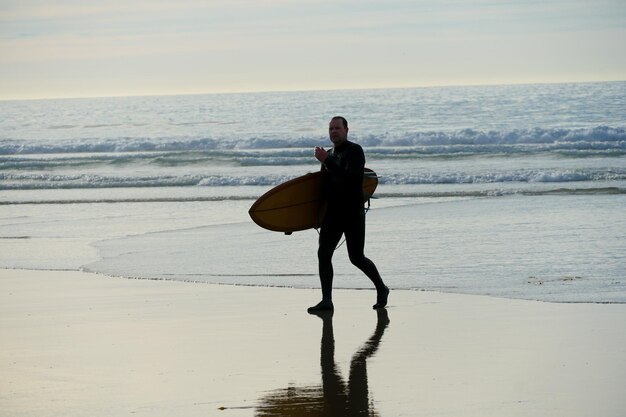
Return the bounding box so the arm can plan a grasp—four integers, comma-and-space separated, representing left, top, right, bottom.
1, 126, 624, 155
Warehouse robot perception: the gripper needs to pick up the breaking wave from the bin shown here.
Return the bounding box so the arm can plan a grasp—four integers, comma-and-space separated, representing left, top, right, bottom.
1, 126, 624, 155
2, 167, 625, 190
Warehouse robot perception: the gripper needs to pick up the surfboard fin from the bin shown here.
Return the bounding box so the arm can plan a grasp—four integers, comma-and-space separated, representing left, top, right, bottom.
284, 232, 293, 235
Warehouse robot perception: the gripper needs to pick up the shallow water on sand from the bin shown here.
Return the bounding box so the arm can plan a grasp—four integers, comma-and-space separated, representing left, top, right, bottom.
1, 193, 623, 303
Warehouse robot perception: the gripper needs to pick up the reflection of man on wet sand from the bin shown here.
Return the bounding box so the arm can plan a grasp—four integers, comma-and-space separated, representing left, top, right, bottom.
256, 309, 390, 417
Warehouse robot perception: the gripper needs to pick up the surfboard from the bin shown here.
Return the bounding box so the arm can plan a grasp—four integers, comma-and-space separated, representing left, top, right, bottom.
249, 168, 378, 234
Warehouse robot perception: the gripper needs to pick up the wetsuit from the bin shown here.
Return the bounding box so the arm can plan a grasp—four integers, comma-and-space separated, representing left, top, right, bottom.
318, 140, 385, 301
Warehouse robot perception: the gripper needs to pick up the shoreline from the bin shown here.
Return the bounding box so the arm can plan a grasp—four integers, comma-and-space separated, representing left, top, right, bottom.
2, 268, 625, 417
43, 269, 626, 305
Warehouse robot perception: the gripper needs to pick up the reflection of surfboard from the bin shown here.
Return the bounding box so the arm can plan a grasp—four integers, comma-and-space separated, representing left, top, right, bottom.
249, 168, 378, 234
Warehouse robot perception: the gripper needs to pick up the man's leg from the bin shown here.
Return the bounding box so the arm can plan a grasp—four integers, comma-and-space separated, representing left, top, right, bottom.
309, 225, 343, 312
345, 213, 389, 308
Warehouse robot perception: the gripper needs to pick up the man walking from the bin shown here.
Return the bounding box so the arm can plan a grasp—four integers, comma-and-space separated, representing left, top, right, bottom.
308, 116, 389, 312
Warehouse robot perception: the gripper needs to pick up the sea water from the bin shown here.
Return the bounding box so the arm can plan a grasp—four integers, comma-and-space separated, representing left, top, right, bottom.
1, 81, 625, 302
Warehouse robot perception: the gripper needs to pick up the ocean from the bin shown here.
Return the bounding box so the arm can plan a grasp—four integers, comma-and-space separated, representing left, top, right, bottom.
1, 81, 625, 303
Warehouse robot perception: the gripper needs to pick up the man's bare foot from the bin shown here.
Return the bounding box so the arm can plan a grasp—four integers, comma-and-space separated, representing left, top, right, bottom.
307, 300, 334, 313
373, 286, 389, 309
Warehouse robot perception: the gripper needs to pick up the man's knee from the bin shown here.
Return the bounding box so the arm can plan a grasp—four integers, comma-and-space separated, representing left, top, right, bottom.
348, 252, 366, 268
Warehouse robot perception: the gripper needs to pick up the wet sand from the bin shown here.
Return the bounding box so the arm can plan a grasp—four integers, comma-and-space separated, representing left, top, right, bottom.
1, 269, 625, 417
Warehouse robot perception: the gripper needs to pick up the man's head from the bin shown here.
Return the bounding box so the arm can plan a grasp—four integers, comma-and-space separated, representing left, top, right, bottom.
328, 116, 349, 147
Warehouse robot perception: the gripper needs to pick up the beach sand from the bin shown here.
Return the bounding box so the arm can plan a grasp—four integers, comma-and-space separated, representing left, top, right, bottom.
1, 269, 625, 417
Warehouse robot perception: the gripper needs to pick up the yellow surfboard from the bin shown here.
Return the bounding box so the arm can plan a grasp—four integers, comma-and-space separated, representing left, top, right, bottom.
249, 168, 378, 234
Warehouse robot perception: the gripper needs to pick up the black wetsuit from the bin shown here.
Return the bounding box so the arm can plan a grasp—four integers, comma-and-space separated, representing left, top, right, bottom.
318, 141, 385, 300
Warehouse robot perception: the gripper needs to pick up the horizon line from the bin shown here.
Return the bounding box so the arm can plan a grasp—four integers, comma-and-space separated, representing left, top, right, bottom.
2, 79, 624, 102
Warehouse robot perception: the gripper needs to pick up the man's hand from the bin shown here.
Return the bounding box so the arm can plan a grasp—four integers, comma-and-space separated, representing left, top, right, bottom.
314, 146, 328, 163
315, 146, 328, 163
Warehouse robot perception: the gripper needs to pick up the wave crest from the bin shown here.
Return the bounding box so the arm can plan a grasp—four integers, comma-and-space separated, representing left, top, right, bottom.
1, 126, 624, 155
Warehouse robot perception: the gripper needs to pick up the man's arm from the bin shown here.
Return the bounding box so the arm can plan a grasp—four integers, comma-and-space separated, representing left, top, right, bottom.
322, 144, 364, 184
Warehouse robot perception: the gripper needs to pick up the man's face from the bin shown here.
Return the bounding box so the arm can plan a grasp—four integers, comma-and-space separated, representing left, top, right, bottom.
328, 119, 348, 147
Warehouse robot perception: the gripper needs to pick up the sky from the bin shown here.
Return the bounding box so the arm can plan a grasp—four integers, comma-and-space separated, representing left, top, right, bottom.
1, 0, 625, 100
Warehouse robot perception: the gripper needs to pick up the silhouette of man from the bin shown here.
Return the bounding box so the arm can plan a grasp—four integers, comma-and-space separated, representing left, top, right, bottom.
309, 116, 389, 312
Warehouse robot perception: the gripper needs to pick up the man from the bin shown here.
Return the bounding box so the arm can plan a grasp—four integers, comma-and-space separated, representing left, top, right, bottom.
308, 116, 389, 312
